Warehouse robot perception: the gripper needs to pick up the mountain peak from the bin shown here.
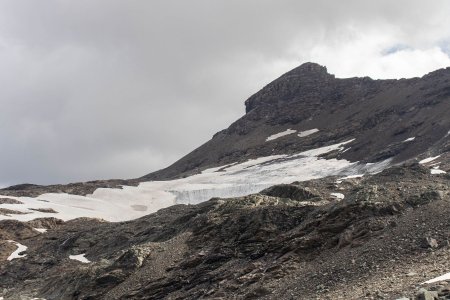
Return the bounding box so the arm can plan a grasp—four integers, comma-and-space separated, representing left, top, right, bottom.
280, 62, 334, 80
288, 62, 329, 75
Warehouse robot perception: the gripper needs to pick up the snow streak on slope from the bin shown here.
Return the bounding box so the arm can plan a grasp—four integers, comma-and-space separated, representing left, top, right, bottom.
298, 128, 319, 137
69, 254, 91, 263
266, 129, 297, 141
7, 241, 27, 261
0, 140, 387, 222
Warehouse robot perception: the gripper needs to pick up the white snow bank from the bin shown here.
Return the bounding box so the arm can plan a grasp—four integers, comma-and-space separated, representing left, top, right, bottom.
69, 253, 90, 263
403, 137, 415, 142
34, 228, 47, 233
330, 193, 345, 200
419, 155, 441, 164
266, 129, 297, 141
7, 240, 27, 261
340, 174, 364, 179
423, 271, 450, 284
431, 168, 446, 174
0, 139, 391, 223
298, 128, 319, 138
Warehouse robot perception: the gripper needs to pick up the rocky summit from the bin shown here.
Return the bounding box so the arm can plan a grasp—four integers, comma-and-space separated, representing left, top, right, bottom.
0, 62, 449, 299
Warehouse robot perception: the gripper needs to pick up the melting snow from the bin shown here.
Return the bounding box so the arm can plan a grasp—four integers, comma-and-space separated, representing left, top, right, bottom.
330, 193, 345, 200
431, 168, 446, 174
403, 137, 415, 142
423, 271, 450, 284
336, 174, 364, 184
7, 241, 27, 261
419, 155, 441, 164
266, 129, 297, 141
0, 140, 391, 222
298, 128, 319, 137
69, 253, 91, 263
34, 228, 48, 233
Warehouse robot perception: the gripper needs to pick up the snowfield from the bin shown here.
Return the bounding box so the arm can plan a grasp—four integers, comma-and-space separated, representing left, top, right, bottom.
0, 140, 391, 222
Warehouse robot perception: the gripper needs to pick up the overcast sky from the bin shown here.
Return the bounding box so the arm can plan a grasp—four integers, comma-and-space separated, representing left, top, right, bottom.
1, 0, 450, 186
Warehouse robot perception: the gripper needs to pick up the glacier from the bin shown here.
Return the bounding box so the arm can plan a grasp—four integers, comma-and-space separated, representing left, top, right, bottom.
0, 139, 390, 222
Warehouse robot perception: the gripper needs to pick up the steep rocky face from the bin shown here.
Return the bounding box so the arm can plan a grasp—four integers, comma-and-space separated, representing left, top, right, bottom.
143, 62, 450, 180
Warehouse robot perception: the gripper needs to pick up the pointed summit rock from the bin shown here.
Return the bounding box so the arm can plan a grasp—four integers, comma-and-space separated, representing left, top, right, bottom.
282, 62, 332, 78
245, 62, 336, 113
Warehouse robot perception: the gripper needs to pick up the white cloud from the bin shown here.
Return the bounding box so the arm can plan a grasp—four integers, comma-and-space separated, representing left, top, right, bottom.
305, 31, 450, 79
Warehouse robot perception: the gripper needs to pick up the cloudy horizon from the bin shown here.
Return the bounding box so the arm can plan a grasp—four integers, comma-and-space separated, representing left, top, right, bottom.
1, 0, 450, 187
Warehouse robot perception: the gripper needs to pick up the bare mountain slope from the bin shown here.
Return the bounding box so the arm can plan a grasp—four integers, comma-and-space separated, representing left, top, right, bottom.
143, 62, 450, 180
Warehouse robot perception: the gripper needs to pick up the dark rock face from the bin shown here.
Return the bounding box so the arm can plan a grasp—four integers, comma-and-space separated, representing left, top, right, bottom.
260, 184, 321, 201
0, 179, 139, 198
143, 62, 450, 181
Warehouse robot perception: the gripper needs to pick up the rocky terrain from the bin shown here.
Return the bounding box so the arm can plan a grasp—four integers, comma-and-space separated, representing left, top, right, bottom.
0, 62, 449, 299
0, 162, 449, 299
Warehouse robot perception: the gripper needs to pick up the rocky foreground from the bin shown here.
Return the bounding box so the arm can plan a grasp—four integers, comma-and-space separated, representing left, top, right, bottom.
0, 162, 449, 299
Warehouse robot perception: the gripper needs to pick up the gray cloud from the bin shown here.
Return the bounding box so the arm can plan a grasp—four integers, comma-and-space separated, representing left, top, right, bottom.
0, 0, 449, 186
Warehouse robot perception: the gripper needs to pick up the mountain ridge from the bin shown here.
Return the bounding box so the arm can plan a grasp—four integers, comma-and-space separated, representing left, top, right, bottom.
142, 62, 450, 181
1, 62, 448, 199
0, 62, 449, 299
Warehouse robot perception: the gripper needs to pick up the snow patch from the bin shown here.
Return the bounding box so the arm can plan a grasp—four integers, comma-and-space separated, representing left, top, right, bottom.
266, 129, 297, 141
69, 253, 91, 263
403, 137, 415, 142
330, 193, 345, 200
7, 241, 27, 261
298, 128, 319, 138
339, 174, 364, 180
34, 228, 47, 233
419, 155, 441, 164
336, 174, 364, 184
423, 271, 450, 284
431, 168, 446, 174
